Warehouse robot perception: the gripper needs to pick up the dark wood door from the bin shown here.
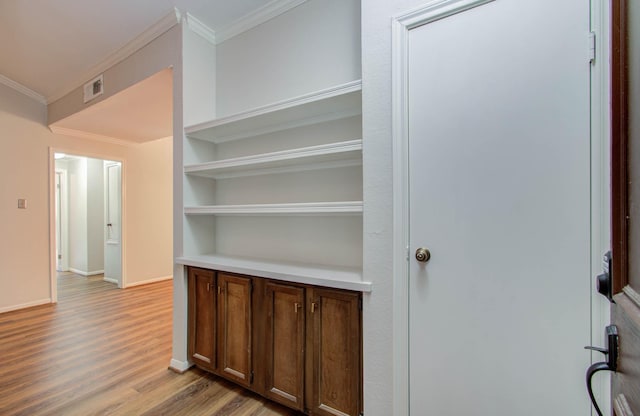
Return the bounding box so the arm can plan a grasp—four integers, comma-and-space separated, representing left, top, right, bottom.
187, 267, 216, 370
611, 1, 640, 413
307, 288, 361, 416
217, 273, 253, 387
264, 282, 305, 411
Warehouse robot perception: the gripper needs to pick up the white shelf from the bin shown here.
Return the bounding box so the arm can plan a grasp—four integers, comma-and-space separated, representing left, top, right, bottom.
176, 254, 371, 292
185, 80, 362, 143
184, 201, 363, 216
184, 139, 362, 179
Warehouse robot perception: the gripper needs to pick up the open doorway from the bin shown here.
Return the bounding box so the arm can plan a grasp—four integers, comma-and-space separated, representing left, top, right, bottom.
52, 152, 124, 299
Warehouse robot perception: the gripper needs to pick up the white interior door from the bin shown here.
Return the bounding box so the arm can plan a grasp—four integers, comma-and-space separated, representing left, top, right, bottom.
55, 172, 62, 271
406, 0, 591, 414
104, 162, 122, 287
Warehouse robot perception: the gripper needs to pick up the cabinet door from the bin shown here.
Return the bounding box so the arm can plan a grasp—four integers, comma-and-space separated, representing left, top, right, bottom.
308, 288, 361, 416
217, 273, 252, 387
264, 282, 305, 411
187, 267, 216, 370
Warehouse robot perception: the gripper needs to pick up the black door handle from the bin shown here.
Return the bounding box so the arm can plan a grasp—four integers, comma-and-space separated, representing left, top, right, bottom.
585, 325, 619, 416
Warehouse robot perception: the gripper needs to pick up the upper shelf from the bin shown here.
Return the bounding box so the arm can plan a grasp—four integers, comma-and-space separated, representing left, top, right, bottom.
184, 139, 362, 179
184, 80, 362, 143
184, 201, 363, 216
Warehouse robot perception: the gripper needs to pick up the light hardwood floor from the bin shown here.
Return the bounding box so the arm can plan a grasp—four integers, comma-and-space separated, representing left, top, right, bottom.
0, 273, 299, 416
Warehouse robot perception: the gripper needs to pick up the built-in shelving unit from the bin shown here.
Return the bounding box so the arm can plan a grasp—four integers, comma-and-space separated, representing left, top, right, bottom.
181, 80, 367, 291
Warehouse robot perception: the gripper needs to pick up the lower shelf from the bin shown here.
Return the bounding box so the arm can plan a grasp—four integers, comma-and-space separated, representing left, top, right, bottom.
176, 254, 371, 292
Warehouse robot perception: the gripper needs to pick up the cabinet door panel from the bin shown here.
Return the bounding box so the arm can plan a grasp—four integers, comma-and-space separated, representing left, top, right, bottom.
309, 288, 361, 416
188, 267, 215, 370
217, 273, 252, 386
265, 282, 305, 410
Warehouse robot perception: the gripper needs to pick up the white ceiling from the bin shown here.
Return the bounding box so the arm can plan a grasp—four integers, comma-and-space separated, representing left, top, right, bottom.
0, 0, 285, 143
0, 0, 273, 101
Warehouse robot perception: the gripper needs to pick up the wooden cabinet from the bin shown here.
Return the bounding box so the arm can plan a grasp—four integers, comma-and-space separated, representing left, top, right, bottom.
307, 288, 361, 416
217, 273, 252, 387
264, 282, 306, 411
187, 267, 362, 415
187, 267, 216, 370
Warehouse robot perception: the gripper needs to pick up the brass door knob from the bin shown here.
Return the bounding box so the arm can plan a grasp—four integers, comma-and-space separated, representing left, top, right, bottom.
415, 247, 431, 263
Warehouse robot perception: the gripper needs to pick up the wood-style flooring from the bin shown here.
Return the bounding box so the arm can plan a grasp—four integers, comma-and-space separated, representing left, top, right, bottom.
0, 273, 299, 416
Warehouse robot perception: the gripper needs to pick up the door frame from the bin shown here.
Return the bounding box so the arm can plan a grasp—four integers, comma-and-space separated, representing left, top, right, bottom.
48, 147, 127, 302
390, 0, 611, 414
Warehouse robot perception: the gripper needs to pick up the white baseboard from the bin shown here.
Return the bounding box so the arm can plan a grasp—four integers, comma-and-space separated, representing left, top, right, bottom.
103, 277, 119, 284
169, 358, 193, 373
69, 268, 104, 276
0, 298, 52, 314
126, 275, 173, 288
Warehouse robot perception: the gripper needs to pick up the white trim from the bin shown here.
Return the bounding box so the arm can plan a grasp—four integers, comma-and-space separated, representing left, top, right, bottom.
0, 298, 52, 314
184, 13, 216, 45
590, 1, 612, 414
46, 8, 180, 104
169, 358, 193, 373
215, 0, 307, 44
48, 148, 58, 303
125, 275, 173, 288
391, 1, 495, 414
69, 268, 105, 277
49, 126, 139, 147
184, 201, 363, 216
0, 73, 46, 104
103, 277, 119, 285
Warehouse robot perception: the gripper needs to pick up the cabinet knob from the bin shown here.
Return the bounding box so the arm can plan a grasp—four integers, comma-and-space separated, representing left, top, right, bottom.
311, 302, 318, 314
294, 302, 301, 313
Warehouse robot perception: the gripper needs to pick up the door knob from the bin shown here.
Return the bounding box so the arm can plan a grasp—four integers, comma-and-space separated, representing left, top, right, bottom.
585, 325, 619, 416
415, 247, 431, 263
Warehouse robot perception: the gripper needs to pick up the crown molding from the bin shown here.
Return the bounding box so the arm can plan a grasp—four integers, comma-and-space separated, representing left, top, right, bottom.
184, 12, 216, 45
46, 8, 181, 105
0, 73, 46, 104
49, 126, 139, 147
215, 0, 308, 44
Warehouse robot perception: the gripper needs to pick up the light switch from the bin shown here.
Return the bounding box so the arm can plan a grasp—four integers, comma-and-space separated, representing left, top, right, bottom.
18, 199, 27, 209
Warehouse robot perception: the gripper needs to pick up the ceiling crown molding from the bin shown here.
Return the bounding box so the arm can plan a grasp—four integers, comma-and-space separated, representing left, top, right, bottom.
215, 0, 308, 44
49, 126, 138, 147
0, 73, 46, 104
46, 8, 181, 105
184, 13, 216, 45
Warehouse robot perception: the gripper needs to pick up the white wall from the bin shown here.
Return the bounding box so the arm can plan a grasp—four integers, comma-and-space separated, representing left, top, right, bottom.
64, 156, 105, 275
67, 157, 88, 273
0, 83, 52, 312
86, 158, 104, 273
360, 1, 435, 414
215, 0, 361, 116
0, 25, 180, 312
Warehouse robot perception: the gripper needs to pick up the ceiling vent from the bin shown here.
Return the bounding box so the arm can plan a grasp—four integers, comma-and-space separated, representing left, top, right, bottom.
83, 74, 104, 103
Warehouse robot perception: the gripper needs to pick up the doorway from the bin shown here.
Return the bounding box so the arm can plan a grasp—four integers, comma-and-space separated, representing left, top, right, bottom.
51, 152, 124, 301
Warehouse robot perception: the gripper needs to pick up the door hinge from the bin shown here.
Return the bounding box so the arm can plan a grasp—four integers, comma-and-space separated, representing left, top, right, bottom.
250, 370, 254, 384
57, 254, 62, 260
358, 297, 363, 311
589, 31, 596, 64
